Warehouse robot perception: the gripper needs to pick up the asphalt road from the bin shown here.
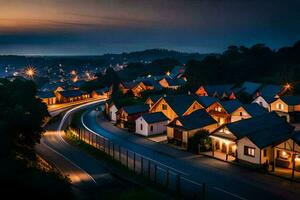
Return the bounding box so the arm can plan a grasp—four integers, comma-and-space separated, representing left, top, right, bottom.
35, 100, 116, 193
82, 109, 300, 200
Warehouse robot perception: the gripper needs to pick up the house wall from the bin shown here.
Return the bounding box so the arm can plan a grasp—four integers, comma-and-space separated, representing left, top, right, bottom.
253, 96, 270, 110
270, 99, 290, 112
159, 79, 169, 88
135, 117, 167, 136
237, 137, 266, 165
109, 105, 118, 122
167, 126, 174, 139
150, 99, 178, 121
183, 101, 203, 116
276, 139, 300, 153
195, 86, 208, 96
231, 107, 251, 122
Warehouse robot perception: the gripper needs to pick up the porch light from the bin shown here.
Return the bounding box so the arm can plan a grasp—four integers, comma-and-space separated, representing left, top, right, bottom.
281, 151, 289, 159
295, 154, 300, 162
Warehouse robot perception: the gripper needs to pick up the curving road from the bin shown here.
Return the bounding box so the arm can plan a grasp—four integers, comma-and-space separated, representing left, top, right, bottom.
82, 109, 300, 200
35, 100, 115, 191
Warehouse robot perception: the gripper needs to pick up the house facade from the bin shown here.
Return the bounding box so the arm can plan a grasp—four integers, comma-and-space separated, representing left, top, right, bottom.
167, 109, 218, 149
270, 96, 300, 122
135, 112, 168, 136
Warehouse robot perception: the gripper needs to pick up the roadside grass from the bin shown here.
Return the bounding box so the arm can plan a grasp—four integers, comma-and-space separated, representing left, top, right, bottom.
64, 128, 177, 200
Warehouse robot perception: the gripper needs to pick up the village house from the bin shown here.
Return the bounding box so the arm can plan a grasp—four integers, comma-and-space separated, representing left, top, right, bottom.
196, 96, 219, 109
167, 109, 218, 149
104, 101, 120, 122
149, 95, 203, 121
274, 132, 300, 175
252, 95, 276, 111
118, 81, 137, 94
135, 112, 169, 136
91, 86, 111, 99
195, 84, 236, 100
168, 65, 186, 79
37, 91, 56, 105
230, 103, 268, 122
233, 81, 262, 97
55, 90, 90, 103
158, 77, 185, 90
116, 104, 149, 132
145, 95, 162, 108
209, 112, 294, 167
206, 99, 242, 125
270, 95, 300, 122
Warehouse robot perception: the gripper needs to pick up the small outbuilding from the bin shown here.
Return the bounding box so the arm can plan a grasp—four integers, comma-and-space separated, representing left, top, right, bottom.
135, 112, 169, 136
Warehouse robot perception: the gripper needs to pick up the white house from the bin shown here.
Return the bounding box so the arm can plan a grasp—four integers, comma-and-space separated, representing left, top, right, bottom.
252, 95, 276, 111
210, 112, 294, 166
108, 103, 119, 122
135, 112, 168, 136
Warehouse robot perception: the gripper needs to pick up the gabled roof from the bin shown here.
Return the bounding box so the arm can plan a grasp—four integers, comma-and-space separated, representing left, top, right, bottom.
222, 112, 294, 148
258, 85, 283, 97
58, 90, 84, 98
121, 104, 149, 115
140, 112, 169, 124
145, 95, 163, 104
256, 95, 276, 104
279, 95, 300, 106
121, 81, 137, 89
72, 80, 86, 88
141, 79, 163, 90
37, 91, 55, 98
221, 100, 242, 114
241, 103, 268, 117
196, 96, 219, 108
202, 84, 234, 96
168, 109, 216, 131
169, 66, 185, 79
162, 95, 199, 116
234, 81, 262, 95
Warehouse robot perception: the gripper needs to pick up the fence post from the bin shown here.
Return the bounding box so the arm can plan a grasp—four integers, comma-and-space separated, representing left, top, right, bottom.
112, 143, 115, 159
119, 145, 121, 161
202, 183, 206, 200
154, 164, 157, 184
141, 157, 144, 175
166, 169, 169, 187
133, 152, 136, 173
176, 174, 181, 194
126, 150, 129, 168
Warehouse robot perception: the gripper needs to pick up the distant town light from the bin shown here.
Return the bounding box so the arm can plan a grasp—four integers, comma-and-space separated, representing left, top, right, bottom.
166, 71, 170, 76
70, 70, 76, 75
25, 66, 36, 78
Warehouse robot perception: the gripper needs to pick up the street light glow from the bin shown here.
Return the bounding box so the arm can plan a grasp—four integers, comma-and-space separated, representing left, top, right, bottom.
25, 66, 36, 78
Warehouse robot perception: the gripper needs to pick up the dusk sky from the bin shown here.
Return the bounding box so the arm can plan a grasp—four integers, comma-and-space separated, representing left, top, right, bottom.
0, 0, 300, 55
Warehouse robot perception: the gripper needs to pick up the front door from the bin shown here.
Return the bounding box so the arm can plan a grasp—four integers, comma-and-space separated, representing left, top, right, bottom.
174, 129, 183, 141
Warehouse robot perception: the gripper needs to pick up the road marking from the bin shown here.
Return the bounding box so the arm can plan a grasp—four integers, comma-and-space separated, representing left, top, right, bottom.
81, 110, 189, 176
40, 140, 97, 185
213, 187, 248, 200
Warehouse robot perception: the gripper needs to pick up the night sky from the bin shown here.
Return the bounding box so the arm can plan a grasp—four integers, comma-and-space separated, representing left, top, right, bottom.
0, 0, 300, 55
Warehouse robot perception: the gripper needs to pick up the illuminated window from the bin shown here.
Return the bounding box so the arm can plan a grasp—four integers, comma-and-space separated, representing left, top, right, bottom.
276, 103, 284, 110
244, 146, 255, 157
215, 106, 222, 112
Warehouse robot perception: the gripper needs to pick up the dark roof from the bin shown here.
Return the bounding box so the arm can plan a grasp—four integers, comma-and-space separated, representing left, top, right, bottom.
234, 81, 262, 95
221, 100, 242, 113
241, 103, 268, 117
140, 112, 168, 124
196, 96, 219, 108
58, 90, 84, 98
95, 86, 109, 94
122, 104, 149, 115
37, 91, 55, 98
225, 112, 294, 148
163, 95, 198, 116
170, 109, 216, 131
162, 77, 185, 87
72, 80, 86, 88
121, 81, 137, 89
146, 95, 162, 104
203, 84, 234, 96
169, 66, 185, 79
142, 79, 163, 90
280, 95, 300, 105
259, 85, 283, 97
258, 95, 276, 104
292, 131, 300, 146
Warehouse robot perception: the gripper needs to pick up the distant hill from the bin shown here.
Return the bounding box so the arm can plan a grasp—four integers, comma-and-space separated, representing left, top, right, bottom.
0, 49, 213, 69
